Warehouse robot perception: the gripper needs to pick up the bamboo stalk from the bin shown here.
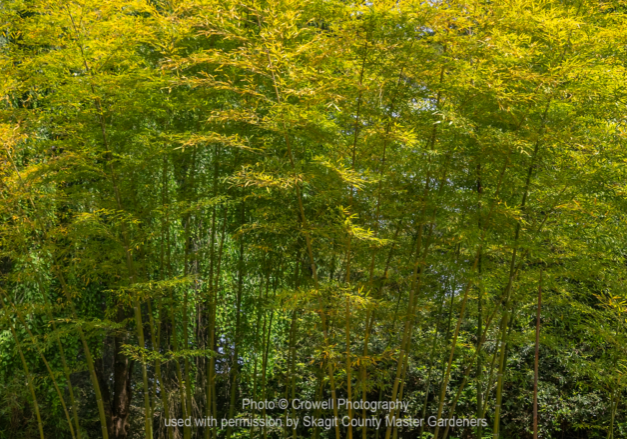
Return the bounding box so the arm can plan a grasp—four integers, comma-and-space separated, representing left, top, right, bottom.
178, 144, 199, 438
160, 153, 174, 439
162, 156, 190, 439
386, 150, 459, 439
227, 203, 246, 439
254, 10, 341, 438
480, 340, 502, 419
476, 162, 484, 439
384, 61, 454, 439
434, 135, 532, 439
204, 144, 220, 439
261, 276, 277, 439
434, 181, 583, 436
492, 308, 512, 439
346, 294, 353, 439
251, 266, 269, 439
65, 7, 152, 435
54, 265, 111, 439
211, 207, 228, 439
286, 255, 303, 439
1, 292, 77, 439
284, 308, 298, 439
40, 287, 82, 439
1, 301, 45, 439
168, 286, 189, 429
0, 174, 83, 438
417, 287, 449, 439
2, 143, 109, 439
533, 270, 542, 439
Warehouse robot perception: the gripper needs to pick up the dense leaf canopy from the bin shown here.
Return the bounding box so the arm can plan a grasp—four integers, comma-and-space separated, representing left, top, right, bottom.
2, 1, 627, 438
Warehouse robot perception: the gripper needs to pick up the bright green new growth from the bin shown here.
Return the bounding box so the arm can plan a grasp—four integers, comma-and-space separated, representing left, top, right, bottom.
1, 0, 627, 438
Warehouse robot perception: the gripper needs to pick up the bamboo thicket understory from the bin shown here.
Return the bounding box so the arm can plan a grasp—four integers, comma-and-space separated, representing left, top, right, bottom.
1, 1, 627, 439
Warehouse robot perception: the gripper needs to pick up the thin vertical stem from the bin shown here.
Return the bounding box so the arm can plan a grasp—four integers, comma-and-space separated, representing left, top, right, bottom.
2, 305, 45, 439
533, 270, 543, 439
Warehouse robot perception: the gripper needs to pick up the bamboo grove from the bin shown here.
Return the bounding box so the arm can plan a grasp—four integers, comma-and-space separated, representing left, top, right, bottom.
3, 0, 627, 438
